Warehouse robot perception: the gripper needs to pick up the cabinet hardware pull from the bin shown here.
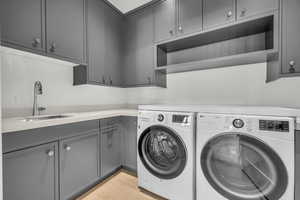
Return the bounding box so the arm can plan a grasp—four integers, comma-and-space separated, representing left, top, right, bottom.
241, 8, 247, 17
32, 38, 41, 47
178, 26, 183, 32
47, 150, 54, 157
289, 60, 296, 73
102, 76, 106, 84
49, 42, 56, 52
64, 145, 71, 151
226, 11, 233, 18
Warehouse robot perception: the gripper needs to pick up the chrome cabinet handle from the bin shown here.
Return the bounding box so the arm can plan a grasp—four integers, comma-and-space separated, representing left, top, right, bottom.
289, 60, 296, 73
178, 26, 183, 32
47, 150, 54, 157
226, 11, 233, 18
32, 38, 41, 47
64, 145, 71, 151
240, 8, 247, 17
49, 42, 56, 52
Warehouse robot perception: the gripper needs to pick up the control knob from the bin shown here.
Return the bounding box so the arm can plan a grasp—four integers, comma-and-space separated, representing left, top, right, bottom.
233, 119, 244, 128
157, 114, 165, 122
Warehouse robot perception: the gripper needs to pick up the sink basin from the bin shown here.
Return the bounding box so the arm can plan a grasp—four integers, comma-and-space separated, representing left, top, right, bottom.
22, 115, 71, 122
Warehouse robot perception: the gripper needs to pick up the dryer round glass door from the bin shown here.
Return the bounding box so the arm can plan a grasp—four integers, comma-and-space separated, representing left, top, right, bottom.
138, 125, 187, 179
201, 133, 288, 200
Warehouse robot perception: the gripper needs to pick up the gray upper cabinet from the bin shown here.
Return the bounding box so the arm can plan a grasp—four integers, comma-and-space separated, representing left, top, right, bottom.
100, 119, 121, 177
102, 6, 123, 87
0, 0, 45, 52
154, 0, 176, 43
178, 0, 203, 36
3, 142, 58, 200
60, 132, 99, 200
86, 0, 122, 86
281, 0, 300, 74
123, 8, 155, 86
237, 0, 278, 20
203, 0, 235, 29
86, 0, 106, 84
46, 0, 86, 64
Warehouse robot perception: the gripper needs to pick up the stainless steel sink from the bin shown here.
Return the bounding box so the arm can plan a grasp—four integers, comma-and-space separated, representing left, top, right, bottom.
22, 115, 71, 122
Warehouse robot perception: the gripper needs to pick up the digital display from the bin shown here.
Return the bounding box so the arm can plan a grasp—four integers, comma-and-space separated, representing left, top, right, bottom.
172, 115, 189, 124
259, 120, 289, 132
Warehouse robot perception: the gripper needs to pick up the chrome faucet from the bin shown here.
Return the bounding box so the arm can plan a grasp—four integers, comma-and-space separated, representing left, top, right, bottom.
32, 81, 44, 116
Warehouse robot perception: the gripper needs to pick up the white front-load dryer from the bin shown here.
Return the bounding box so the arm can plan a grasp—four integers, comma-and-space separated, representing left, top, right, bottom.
138, 110, 195, 200
196, 113, 295, 200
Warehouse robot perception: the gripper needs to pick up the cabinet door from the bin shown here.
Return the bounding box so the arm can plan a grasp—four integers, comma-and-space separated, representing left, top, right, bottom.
121, 117, 138, 172
86, 0, 106, 84
203, 0, 235, 29
3, 143, 57, 200
101, 122, 121, 177
123, 14, 138, 86
237, 0, 278, 20
46, 0, 85, 63
282, 0, 300, 74
0, 0, 45, 52
135, 8, 155, 85
123, 8, 154, 87
60, 132, 99, 200
154, 0, 176, 43
102, 6, 123, 87
178, 0, 203, 36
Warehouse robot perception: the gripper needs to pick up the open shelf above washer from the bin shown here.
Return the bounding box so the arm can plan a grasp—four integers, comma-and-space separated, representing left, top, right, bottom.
156, 14, 277, 74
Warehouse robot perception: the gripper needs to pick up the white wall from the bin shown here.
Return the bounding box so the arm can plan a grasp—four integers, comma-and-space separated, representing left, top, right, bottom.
1, 48, 126, 117
2, 47, 300, 120
126, 63, 300, 108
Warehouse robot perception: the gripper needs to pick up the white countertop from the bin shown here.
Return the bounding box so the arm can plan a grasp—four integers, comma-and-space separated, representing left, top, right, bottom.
2, 109, 138, 134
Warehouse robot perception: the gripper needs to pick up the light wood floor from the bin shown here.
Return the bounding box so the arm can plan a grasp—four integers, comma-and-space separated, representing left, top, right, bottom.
77, 170, 166, 200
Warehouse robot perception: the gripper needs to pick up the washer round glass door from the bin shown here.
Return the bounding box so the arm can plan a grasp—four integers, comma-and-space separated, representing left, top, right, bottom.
201, 133, 288, 200
138, 125, 187, 179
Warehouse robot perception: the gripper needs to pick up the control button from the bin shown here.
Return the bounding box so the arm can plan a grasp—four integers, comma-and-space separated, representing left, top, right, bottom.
233, 119, 244, 128
157, 114, 164, 122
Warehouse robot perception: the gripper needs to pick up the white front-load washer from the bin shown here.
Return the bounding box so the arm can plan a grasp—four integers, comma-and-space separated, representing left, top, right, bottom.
137, 110, 195, 200
197, 113, 295, 200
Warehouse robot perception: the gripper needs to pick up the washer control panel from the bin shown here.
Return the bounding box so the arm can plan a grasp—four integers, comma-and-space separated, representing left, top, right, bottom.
172, 114, 190, 124
259, 120, 289, 132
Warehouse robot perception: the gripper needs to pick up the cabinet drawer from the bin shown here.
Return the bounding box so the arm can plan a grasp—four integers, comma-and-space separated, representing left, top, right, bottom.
3, 120, 99, 153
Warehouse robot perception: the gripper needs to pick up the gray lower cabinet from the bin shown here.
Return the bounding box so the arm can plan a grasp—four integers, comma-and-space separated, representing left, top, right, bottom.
46, 0, 86, 64
100, 119, 121, 177
203, 0, 235, 29
123, 7, 157, 87
237, 0, 279, 20
3, 142, 58, 200
60, 132, 99, 200
281, 0, 300, 74
0, 0, 45, 52
121, 117, 138, 172
153, 0, 176, 43
177, 0, 203, 36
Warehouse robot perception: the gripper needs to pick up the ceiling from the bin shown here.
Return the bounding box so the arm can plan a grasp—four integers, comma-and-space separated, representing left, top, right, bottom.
107, 0, 155, 13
